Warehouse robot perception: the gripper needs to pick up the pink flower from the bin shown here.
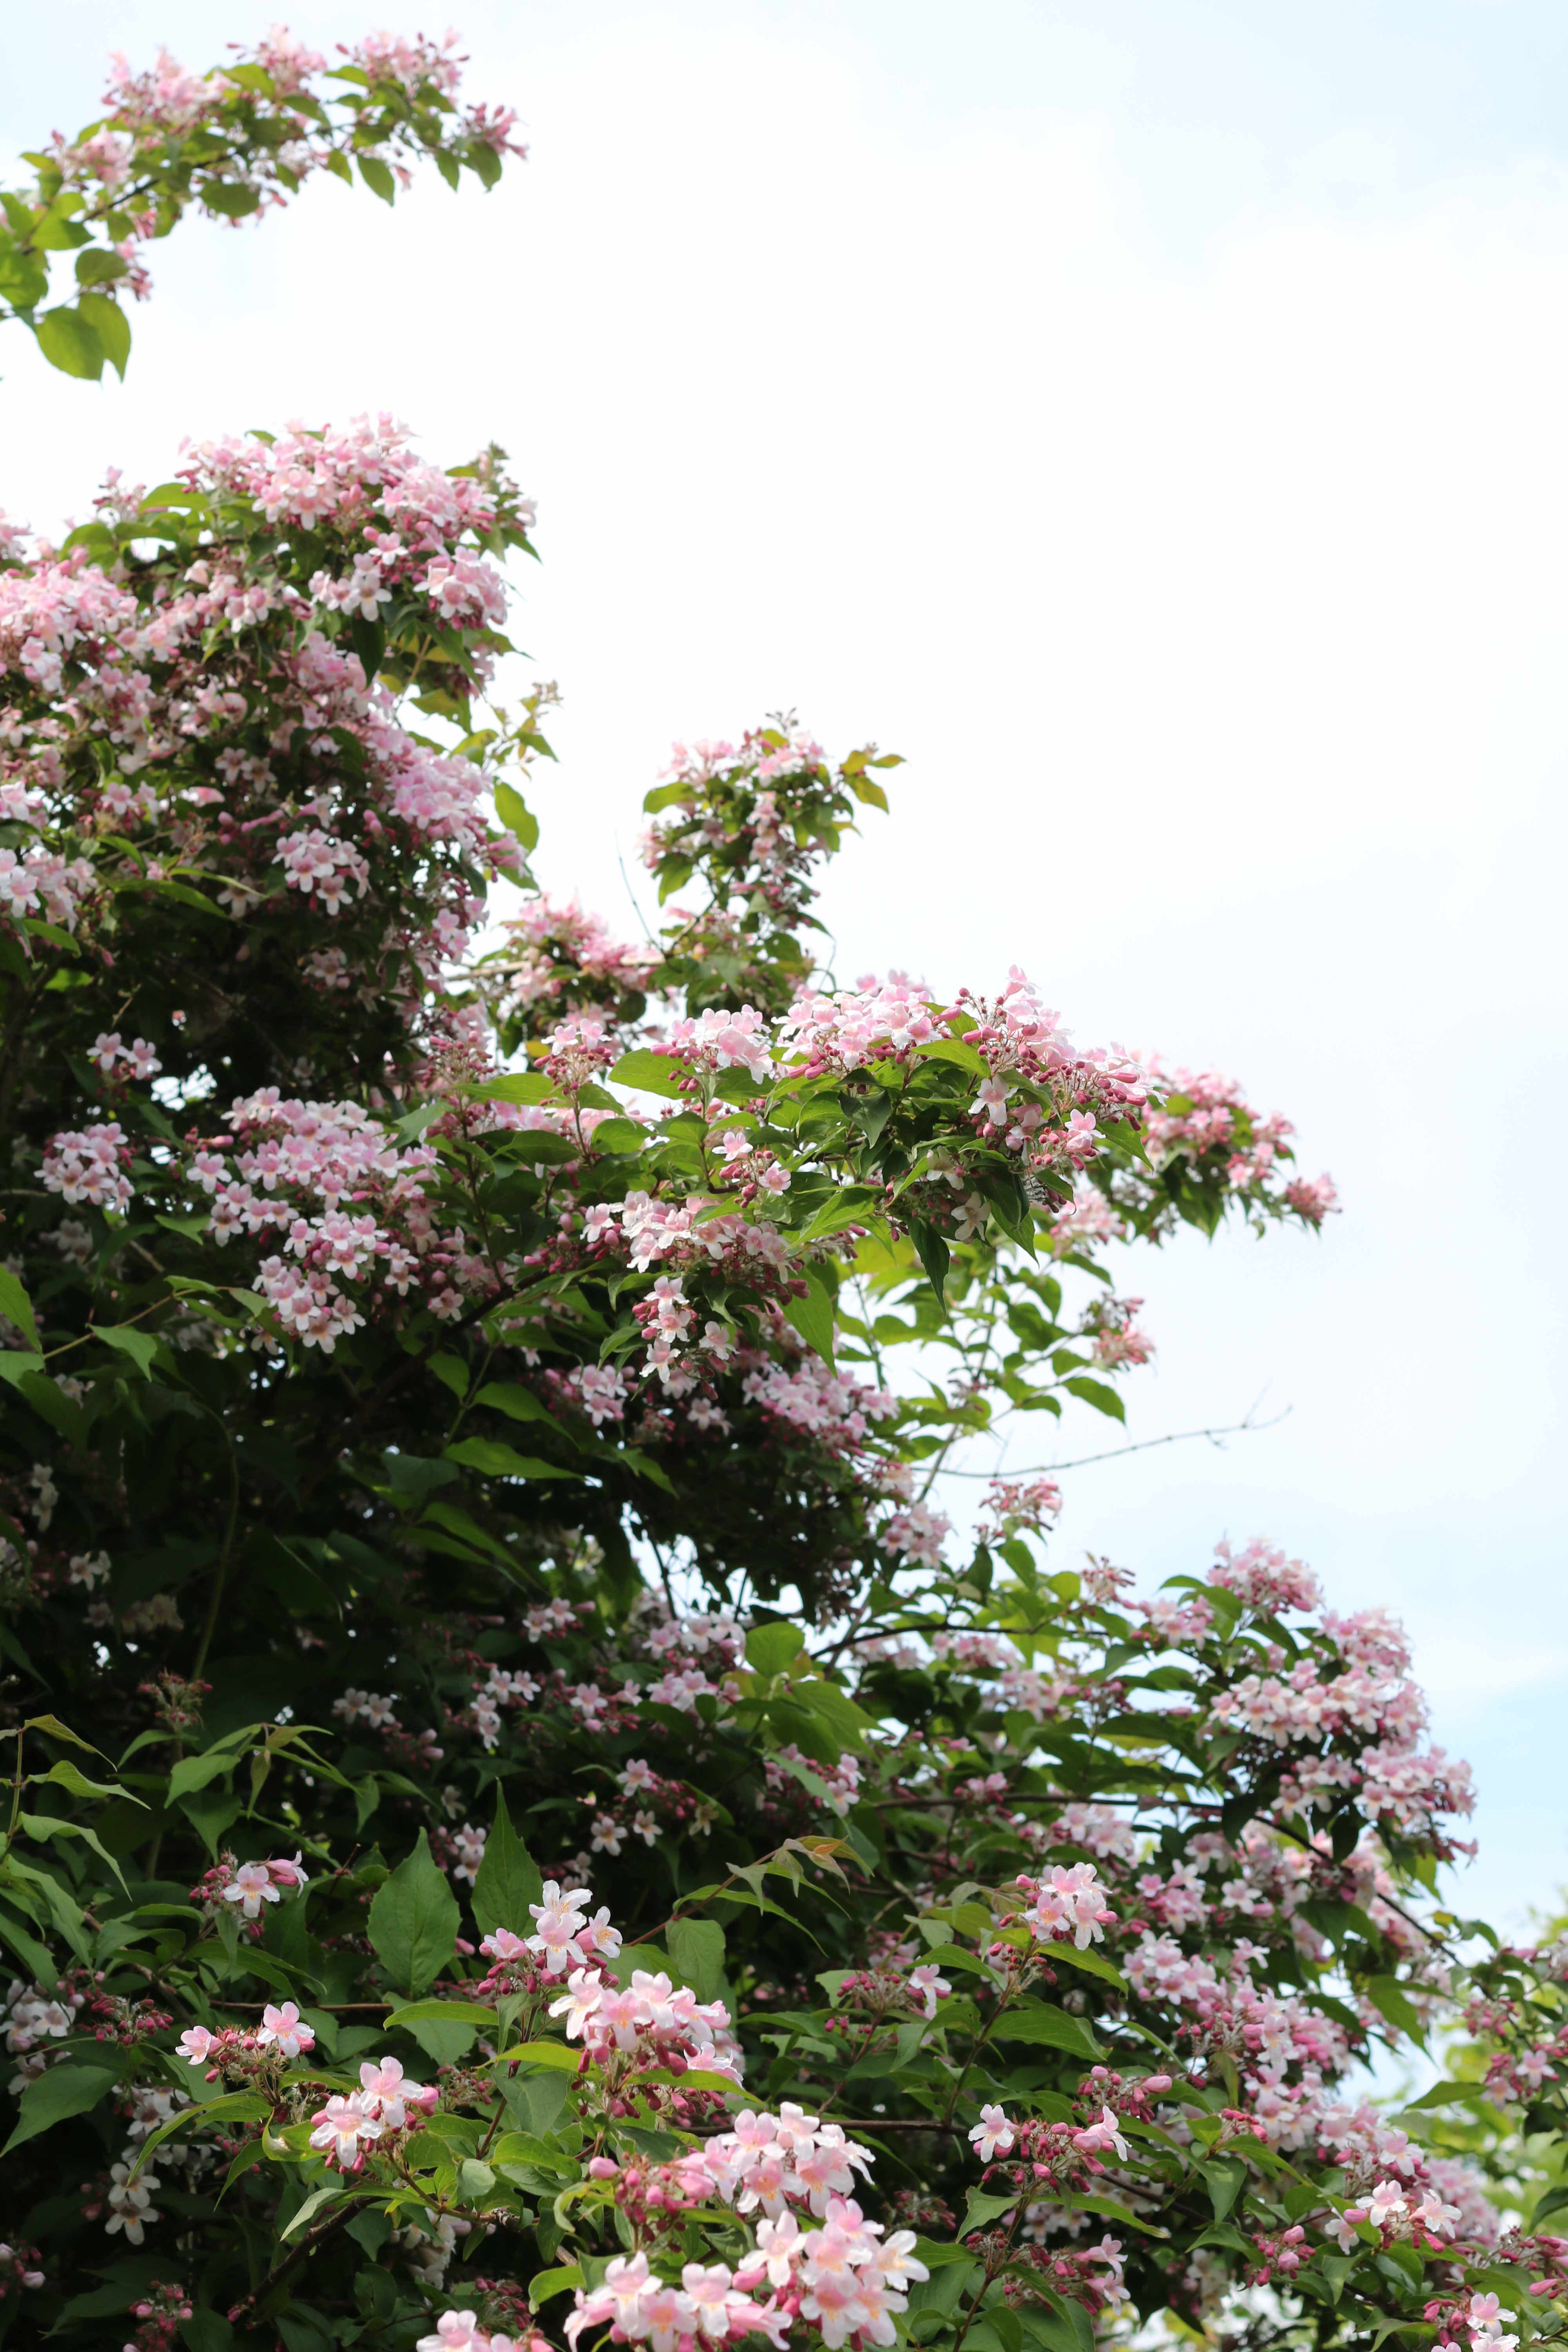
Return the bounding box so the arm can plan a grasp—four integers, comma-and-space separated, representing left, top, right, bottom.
221, 1861, 279, 1918
257, 2002, 314, 2059
969, 2103, 1014, 2162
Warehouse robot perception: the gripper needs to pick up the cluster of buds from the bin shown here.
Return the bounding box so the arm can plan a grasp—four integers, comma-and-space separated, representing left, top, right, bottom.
83, 1988, 174, 2049
138, 1670, 210, 1737
122, 2282, 194, 2351
0, 2241, 44, 2299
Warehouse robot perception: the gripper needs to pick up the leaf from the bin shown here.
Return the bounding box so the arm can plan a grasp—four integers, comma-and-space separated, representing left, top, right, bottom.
472, 1785, 544, 1938
23, 1713, 108, 1758
168, 1726, 261, 1802
668, 1916, 726, 2002
610, 1049, 686, 1098
531, 2264, 586, 2308
34, 304, 103, 379
1366, 1974, 1426, 2045
993, 2003, 1103, 2060
1049, 1944, 1128, 1991
473, 1382, 572, 1438
1, 2061, 119, 2154
0, 1268, 40, 1350
444, 1437, 582, 1482
495, 779, 539, 850
129, 2098, 270, 2183
45, 1759, 144, 1807
91, 1322, 161, 1376
909, 1218, 950, 1306
1203, 2154, 1247, 2220
358, 154, 397, 203
782, 1265, 836, 1367
961, 2188, 1022, 2235
746, 1620, 807, 1677
367, 1829, 460, 1996
1402, 2079, 1485, 2111
281, 2180, 347, 2238
1062, 1376, 1125, 1423
467, 1071, 557, 1104
915, 1037, 990, 1074
77, 289, 130, 378
589, 1118, 647, 1155
384, 1999, 499, 2031
491, 2040, 582, 2071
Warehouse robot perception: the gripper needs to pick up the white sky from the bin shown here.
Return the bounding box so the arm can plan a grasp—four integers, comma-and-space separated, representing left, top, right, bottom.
6, 0, 1566, 1927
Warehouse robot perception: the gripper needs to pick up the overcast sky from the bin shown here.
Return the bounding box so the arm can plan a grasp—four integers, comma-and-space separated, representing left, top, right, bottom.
5, 0, 1565, 1928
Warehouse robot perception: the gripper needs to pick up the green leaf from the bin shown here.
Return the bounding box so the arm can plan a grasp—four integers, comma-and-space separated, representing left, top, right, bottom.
1366, 1974, 1426, 2045
358, 154, 397, 203
384, 1999, 499, 2030
168, 1726, 261, 1802
24, 1713, 108, 1758
45, 1758, 144, 1807
471, 1785, 544, 1939
588, 1118, 647, 1155
961, 2188, 1022, 2235
531, 2264, 586, 2308
280, 2180, 347, 2238
746, 1621, 806, 1676
467, 1071, 557, 1104
473, 1383, 572, 1436
129, 2089, 270, 2173
1062, 1376, 1125, 1422
492, 2039, 582, 2071
993, 2002, 1102, 2060
909, 1218, 950, 1306
92, 1322, 161, 1376
444, 1437, 582, 1482
1, 2061, 119, 2154
77, 289, 130, 378
495, 779, 539, 850
610, 1049, 686, 1098
782, 1265, 836, 1367
0, 1268, 40, 1350
201, 180, 263, 218
367, 1829, 459, 1996
34, 304, 103, 379
667, 1916, 726, 2003
915, 1036, 990, 1074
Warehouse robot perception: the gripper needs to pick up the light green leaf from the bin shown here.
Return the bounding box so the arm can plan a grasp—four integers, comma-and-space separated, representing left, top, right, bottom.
495, 779, 539, 850
34, 304, 103, 379
610, 1049, 685, 1098
91, 1322, 160, 1376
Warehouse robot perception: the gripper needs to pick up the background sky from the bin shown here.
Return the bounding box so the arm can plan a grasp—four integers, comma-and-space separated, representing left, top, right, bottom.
5, 0, 1565, 1930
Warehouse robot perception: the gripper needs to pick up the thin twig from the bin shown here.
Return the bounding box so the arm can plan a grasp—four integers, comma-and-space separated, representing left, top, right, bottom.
931, 1405, 1291, 1479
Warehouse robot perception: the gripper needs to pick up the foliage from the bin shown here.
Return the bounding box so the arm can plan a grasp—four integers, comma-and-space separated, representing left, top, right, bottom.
0, 27, 1561, 2352
0, 25, 523, 383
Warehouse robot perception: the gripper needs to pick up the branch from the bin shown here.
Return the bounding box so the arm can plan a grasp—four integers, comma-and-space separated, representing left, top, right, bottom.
932, 1403, 1291, 1479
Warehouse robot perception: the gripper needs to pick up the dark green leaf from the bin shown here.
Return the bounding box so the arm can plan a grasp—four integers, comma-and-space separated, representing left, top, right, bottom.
367, 1829, 460, 1996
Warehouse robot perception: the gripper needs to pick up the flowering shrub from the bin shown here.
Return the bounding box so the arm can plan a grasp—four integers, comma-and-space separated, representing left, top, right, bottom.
0, 25, 1563, 2352
0, 26, 523, 381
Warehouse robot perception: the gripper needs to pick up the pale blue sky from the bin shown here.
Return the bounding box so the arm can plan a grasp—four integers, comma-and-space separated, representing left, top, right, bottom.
5, 1, 1566, 1930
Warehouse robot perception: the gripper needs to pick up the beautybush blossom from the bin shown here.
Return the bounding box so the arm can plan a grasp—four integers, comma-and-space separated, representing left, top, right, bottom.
2, 28, 1553, 2352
